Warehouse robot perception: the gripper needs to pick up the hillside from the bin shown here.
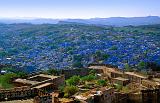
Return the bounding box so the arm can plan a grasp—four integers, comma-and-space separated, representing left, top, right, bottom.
0, 16, 160, 26
64, 16, 160, 26
0, 23, 160, 72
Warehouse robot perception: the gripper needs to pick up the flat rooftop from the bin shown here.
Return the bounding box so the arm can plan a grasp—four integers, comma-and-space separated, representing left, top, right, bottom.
89, 66, 123, 74
75, 87, 112, 100
14, 74, 59, 87
75, 95, 89, 101
88, 66, 107, 69
59, 98, 74, 103
113, 77, 129, 81
14, 78, 40, 85
34, 83, 52, 89
106, 67, 123, 74
142, 79, 160, 86
152, 78, 160, 83
125, 72, 147, 79
28, 74, 59, 80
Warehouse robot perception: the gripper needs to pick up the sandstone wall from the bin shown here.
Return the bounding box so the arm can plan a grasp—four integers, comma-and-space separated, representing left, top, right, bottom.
0, 86, 37, 101
62, 68, 90, 79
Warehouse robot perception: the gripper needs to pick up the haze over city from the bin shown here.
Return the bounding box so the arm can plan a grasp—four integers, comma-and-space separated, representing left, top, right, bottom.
0, 0, 160, 19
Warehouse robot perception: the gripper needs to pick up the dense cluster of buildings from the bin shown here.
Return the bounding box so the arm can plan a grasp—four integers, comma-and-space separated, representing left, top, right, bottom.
0, 24, 160, 71
0, 64, 160, 103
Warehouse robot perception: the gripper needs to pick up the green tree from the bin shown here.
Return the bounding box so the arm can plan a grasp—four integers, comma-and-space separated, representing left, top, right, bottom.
89, 69, 96, 75
0, 73, 17, 89
94, 50, 110, 61
110, 46, 118, 50
95, 50, 102, 57
2, 67, 14, 72
81, 74, 97, 82
73, 54, 83, 61
73, 61, 83, 68
66, 75, 80, 86
138, 61, 146, 70
16, 72, 27, 78
0, 51, 8, 57
47, 69, 59, 75
103, 54, 110, 60
97, 79, 107, 86
64, 85, 79, 97
58, 85, 65, 93
124, 63, 132, 72
115, 84, 123, 91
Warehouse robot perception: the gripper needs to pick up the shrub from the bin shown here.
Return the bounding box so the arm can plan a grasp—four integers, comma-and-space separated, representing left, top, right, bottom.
89, 70, 96, 75
64, 85, 79, 97
97, 79, 107, 86
66, 75, 80, 86
73, 61, 83, 68
16, 72, 27, 78
110, 46, 118, 50
115, 84, 123, 91
124, 63, 132, 72
0, 73, 17, 89
58, 85, 65, 93
47, 69, 59, 75
81, 74, 97, 82
138, 61, 146, 70
103, 54, 110, 60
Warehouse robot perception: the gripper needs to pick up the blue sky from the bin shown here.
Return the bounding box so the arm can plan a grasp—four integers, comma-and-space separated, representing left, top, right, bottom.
0, 0, 159, 19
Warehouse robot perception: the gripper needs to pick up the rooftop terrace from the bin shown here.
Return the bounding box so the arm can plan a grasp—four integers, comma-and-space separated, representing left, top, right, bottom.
13, 74, 60, 88
113, 77, 129, 81
34, 83, 52, 89
75, 87, 113, 101
14, 79, 40, 85
125, 72, 148, 79
89, 66, 123, 74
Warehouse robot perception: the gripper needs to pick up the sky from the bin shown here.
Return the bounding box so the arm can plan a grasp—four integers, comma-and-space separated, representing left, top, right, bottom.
0, 0, 159, 19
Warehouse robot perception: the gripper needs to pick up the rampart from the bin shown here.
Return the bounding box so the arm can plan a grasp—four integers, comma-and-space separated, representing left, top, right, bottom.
62, 68, 90, 79
0, 86, 37, 101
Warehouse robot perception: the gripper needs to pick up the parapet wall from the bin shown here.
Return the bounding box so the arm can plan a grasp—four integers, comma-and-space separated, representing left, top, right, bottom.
114, 92, 129, 103
33, 89, 52, 103
88, 63, 118, 68
128, 93, 142, 103
34, 95, 52, 103
141, 89, 160, 103
0, 86, 37, 101
52, 75, 65, 89
0, 74, 65, 102
114, 89, 160, 103
62, 68, 90, 79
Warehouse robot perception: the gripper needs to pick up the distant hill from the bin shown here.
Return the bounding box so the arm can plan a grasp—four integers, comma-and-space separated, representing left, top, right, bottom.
0, 16, 160, 26
64, 16, 160, 26
0, 18, 59, 24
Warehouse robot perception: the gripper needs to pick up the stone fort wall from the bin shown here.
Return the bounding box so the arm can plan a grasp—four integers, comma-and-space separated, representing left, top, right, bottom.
62, 68, 90, 79
0, 86, 37, 101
